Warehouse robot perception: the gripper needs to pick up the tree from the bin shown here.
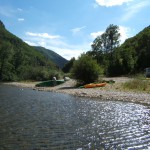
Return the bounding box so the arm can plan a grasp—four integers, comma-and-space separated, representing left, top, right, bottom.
0, 41, 13, 80
89, 24, 121, 75
0, 20, 5, 29
89, 36, 104, 65
107, 48, 123, 76
0, 20, 63, 81
62, 57, 75, 73
91, 24, 120, 55
71, 54, 102, 84
13, 47, 24, 70
105, 24, 120, 54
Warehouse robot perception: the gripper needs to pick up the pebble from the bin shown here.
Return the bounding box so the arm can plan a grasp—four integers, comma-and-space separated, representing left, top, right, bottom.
4, 79, 150, 105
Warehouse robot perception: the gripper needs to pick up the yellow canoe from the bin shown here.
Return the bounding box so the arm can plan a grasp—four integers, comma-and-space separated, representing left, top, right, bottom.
84, 82, 106, 88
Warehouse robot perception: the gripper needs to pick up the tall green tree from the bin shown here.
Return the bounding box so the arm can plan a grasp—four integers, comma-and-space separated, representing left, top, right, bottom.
105, 24, 120, 54
0, 41, 13, 80
91, 24, 120, 55
89, 24, 121, 74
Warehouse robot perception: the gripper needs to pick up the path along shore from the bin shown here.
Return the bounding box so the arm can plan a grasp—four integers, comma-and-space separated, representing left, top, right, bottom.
3, 77, 150, 106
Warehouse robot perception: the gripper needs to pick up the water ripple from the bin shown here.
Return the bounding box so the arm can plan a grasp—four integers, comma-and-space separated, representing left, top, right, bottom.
0, 85, 150, 149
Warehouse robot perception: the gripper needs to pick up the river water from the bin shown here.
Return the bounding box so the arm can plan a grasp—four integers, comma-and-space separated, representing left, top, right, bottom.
0, 85, 150, 150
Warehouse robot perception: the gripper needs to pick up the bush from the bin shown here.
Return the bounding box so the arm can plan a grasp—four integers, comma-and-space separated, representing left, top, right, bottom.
18, 66, 64, 81
71, 54, 102, 84
62, 57, 75, 73
123, 79, 150, 91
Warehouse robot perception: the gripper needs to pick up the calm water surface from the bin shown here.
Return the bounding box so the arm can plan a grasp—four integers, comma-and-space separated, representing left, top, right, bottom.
0, 84, 150, 150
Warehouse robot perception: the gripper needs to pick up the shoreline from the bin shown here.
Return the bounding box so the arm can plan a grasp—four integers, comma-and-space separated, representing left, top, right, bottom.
3, 78, 150, 106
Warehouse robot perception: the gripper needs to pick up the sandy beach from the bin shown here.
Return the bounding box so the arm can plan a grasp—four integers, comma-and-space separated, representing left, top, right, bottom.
3, 77, 150, 105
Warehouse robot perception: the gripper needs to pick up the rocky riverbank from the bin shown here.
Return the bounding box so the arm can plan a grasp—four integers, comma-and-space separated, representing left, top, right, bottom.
3, 78, 150, 105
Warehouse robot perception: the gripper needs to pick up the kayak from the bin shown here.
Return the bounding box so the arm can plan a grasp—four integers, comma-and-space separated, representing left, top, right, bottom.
84, 82, 106, 88
36, 80, 65, 87
84, 84, 97, 88
95, 82, 107, 87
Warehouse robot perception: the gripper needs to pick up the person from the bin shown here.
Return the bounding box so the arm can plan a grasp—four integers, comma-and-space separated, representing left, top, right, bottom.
53, 76, 56, 81
52, 77, 57, 86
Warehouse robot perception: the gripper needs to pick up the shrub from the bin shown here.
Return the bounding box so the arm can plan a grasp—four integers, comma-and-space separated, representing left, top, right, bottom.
18, 66, 63, 81
62, 57, 75, 73
71, 54, 102, 84
123, 79, 150, 91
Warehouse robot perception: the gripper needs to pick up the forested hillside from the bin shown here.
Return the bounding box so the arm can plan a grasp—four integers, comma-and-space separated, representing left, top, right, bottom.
33, 46, 68, 68
1, 20, 149, 81
0, 20, 60, 81
88, 24, 150, 76
115, 26, 150, 74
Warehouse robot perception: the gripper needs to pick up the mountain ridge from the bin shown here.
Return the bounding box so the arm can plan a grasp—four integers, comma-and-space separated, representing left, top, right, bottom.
33, 46, 68, 68
0, 20, 63, 81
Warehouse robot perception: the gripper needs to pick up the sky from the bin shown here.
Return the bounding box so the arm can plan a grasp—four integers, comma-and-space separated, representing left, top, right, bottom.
0, 0, 150, 60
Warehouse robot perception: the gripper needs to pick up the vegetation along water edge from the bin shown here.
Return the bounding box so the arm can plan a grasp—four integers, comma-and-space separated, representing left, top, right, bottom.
3, 77, 150, 106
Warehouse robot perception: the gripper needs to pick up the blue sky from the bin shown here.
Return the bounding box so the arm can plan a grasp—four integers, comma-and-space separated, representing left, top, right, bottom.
0, 0, 150, 60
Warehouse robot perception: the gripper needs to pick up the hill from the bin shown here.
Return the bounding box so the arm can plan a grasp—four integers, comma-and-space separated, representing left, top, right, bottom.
111, 25, 150, 75
87, 24, 150, 76
33, 46, 68, 68
0, 20, 60, 81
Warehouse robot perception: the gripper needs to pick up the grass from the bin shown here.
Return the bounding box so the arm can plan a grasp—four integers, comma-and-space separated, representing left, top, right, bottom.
123, 78, 150, 92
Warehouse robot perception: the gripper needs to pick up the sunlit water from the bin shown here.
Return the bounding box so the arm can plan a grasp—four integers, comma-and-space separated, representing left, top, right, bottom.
0, 85, 150, 149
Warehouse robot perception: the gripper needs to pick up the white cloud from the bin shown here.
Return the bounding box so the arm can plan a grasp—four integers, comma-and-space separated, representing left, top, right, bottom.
18, 18, 25, 22
26, 32, 61, 39
121, 0, 150, 21
90, 31, 104, 39
24, 31, 90, 60
24, 40, 37, 46
71, 26, 86, 34
47, 47, 85, 60
119, 26, 130, 43
90, 25, 130, 44
95, 0, 133, 7
17, 8, 23, 11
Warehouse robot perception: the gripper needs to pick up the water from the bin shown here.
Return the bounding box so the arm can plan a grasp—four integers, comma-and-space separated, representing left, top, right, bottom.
0, 84, 150, 150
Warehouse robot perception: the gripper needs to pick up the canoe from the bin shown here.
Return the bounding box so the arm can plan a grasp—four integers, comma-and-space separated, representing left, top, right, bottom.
96, 82, 106, 87
36, 80, 65, 87
84, 84, 97, 88
84, 82, 106, 88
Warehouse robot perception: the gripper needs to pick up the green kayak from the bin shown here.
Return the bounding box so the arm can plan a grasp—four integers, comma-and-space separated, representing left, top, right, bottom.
35, 80, 65, 87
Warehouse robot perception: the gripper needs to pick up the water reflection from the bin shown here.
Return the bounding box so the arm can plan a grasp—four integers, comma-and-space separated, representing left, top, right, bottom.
0, 85, 150, 149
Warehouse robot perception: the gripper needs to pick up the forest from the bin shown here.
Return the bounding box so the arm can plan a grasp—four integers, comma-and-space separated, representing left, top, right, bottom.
0, 21, 62, 81
0, 20, 150, 81
64, 24, 150, 78
86, 24, 150, 76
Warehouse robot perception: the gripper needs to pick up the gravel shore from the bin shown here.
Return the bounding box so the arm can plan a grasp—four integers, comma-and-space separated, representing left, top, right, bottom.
4, 78, 150, 105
